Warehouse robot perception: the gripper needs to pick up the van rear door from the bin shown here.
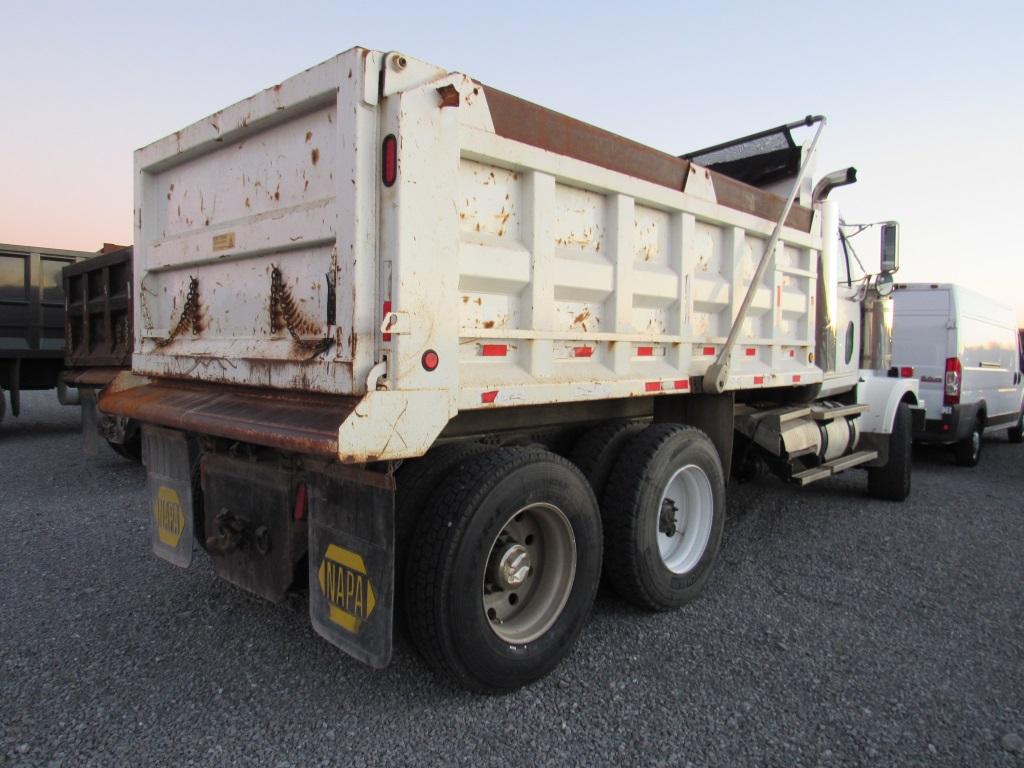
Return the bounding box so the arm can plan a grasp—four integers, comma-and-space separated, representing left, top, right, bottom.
892, 286, 951, 420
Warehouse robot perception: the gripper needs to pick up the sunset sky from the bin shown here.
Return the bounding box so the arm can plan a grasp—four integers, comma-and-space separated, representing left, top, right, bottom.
3, 0, 1021, 323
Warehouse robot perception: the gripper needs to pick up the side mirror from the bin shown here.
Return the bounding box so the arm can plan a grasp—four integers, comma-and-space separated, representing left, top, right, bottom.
880, 222, 899, 273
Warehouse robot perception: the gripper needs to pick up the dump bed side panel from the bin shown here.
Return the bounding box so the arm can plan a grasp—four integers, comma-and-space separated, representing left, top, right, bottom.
1, 243, 89, 359
384, 79, 822, 412
132, 49, 378, 396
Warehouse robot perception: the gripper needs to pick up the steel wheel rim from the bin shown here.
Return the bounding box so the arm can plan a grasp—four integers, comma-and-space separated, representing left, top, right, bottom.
972, 428, 980, 459
482, 503, 577, 644
656, 464, 714, 575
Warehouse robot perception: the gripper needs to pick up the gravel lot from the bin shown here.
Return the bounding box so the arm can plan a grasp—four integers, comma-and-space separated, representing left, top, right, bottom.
2, 390, 1022, 767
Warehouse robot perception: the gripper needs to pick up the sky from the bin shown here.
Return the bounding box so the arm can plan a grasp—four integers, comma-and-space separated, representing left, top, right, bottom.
2, 0, 1022, 323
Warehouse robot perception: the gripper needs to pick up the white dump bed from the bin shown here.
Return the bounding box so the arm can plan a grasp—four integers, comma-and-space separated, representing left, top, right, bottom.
125, 48, 825, 460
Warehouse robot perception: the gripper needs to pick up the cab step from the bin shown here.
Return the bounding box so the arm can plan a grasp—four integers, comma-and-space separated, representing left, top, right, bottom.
791, 449, 879, 485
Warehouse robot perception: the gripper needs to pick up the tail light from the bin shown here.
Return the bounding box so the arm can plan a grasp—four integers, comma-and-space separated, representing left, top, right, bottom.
944, 357, 961, 405
293, 482, 308, 522
382, 134, 397, 187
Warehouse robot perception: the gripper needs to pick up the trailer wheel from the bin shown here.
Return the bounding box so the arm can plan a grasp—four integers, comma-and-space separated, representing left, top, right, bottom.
867, 401, 912, 501
953, 419, 983, 467
404, 447, 602, 692
569, 419, 645, 499
602, 424, 725, 611
1008, 409, 1024, 444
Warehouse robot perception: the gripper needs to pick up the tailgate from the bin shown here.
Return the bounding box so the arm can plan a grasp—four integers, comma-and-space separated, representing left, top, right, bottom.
132, 49, 379, 395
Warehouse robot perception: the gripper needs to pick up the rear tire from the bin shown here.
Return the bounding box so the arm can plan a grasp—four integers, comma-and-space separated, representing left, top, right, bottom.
106, 434, 142, 462
867, 401, 912, 501
569, 419, 646, 499
1008, 410, 1024, 444
404, 447, 602, 692
602, 424, 725, 611
953, 419, 983, 467
395, 441, 492, 590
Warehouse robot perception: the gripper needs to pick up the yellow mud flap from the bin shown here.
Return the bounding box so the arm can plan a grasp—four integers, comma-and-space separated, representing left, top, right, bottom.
307, 464, 395, 669
143, 426, 199, 568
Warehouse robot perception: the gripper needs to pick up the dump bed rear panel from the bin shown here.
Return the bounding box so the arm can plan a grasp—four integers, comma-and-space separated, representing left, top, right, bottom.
132, 49, 380, 395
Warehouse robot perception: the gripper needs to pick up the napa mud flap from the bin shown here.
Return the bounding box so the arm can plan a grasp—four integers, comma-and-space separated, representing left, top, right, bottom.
307, 464, 395, 669
143, 425, 198, 568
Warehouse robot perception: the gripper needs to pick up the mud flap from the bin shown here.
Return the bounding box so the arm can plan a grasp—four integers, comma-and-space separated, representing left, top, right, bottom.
143, 425, 197, 568
307, 465, 395, 669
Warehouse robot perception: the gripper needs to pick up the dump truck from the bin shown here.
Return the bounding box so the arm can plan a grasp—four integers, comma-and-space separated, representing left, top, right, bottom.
0, 243, 93, 423
63, 245, 139, 458
101, 48, 922, 692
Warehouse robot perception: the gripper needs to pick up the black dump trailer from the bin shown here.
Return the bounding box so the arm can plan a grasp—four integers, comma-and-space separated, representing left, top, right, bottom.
62, 245, 137, 457
0, 242, 93, 423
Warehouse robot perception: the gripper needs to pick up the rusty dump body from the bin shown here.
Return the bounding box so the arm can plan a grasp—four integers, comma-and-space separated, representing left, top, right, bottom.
101, 48, 825, 463
63, 245, 134, 390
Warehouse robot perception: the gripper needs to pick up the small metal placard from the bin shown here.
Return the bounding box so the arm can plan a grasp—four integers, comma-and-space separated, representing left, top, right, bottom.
212, 232, 235, 251
307, 466, 395, 669
143, 425, 196, 568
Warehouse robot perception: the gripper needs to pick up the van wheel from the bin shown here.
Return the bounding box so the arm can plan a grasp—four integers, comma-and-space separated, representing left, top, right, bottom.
569, 419, 645, 499
404, 448, 602, 692
953, 420, 983, 467
602, 425, 725, 611
868, 402, 912, 501
1009, 410, 1024, 444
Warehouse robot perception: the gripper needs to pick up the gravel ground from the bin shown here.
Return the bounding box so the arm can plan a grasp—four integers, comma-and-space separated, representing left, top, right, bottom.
2, 390, 1022, 767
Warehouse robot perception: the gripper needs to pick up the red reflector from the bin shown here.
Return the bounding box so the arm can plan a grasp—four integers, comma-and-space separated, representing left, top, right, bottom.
481, 344, 507, 357
745, 348, 756, 357
645, 381, 661, 392
789, 349, 795, 357
382, 134, 397, 187
674, 379, 689, 390
573, 346, 593, 358
293, 483, 307, 522
421, 349, 439, 371
754, 375, 764, 385
900, 366, 914, 378
942, 424, 950, 431
637, 346, 654, 357
793, 375, 801, 383
702, 346, 715, 356
382, 300, 392, 342
481, 390, 498, 403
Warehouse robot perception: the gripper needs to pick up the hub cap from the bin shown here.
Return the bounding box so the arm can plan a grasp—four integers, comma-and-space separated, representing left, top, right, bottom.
656, 464, 714, 575
482, 503, 576, 644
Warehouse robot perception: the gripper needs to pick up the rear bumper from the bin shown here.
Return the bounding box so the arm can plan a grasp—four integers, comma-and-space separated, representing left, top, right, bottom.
914, 402, 979, 444
98, 374, 359, 457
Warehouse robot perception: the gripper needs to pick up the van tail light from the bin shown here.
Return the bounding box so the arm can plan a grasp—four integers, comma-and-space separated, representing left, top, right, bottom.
944, 357, 962, 405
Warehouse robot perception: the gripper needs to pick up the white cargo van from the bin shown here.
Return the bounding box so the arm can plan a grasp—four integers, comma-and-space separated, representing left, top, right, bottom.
892, 284, 1024, 465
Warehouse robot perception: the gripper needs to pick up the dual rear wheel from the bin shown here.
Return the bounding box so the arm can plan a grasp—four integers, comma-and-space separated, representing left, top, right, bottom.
401, 424, 725, 691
